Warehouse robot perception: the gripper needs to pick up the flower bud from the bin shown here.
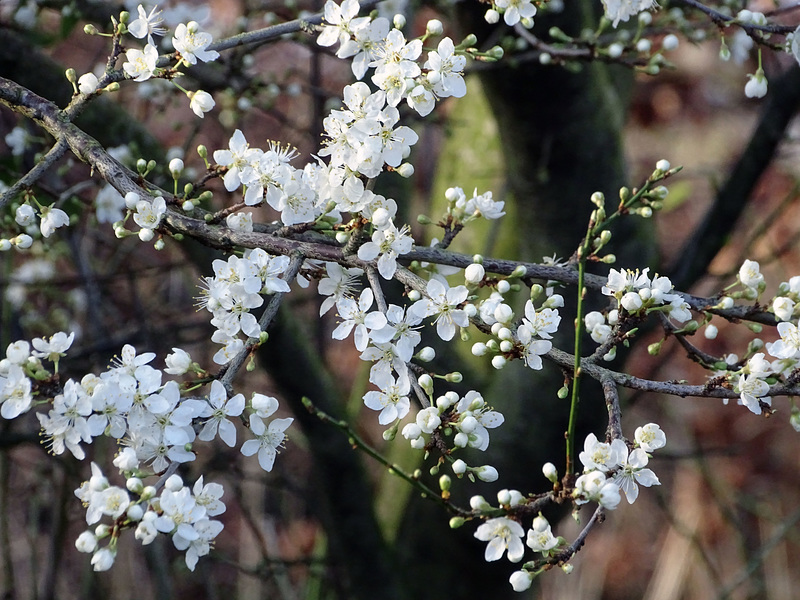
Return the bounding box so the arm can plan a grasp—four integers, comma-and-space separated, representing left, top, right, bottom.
396, 162, 414, 177
465, 263, 485, 285
484, 9, 500, 24
393, 13, 406, 29
476, 465, 499, 482
452, 459, 467, 475
417, 346, 435, 362
542, 462, 558, 482
168, 158, 184, 178
426, 19, 443, 35
449, 516, 465, 528
418, 373, 433, 394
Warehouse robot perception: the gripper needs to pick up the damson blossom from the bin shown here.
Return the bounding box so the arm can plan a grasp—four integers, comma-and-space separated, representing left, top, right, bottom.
172, 21, 219, 65
408, 279, 469, 341
363, 372, 411, 424
602, 0, 658, 28
613, 447, 660, 503
579, 433, 626, 472
213, 129, 260, 192
357, 222, 413, 279
474, 517, 525, 562
526, 515, 558, 553
240, 414, 294, 471
316, 0, 369, 49
331, 288, 387, 351
318, 262, 363, 316
424, 37, 467, 99
766, 321, 800, 359
123, 44, 159, 82
493, 0, 537, 27
128, 4, 166, 46
634, 423, 666, 452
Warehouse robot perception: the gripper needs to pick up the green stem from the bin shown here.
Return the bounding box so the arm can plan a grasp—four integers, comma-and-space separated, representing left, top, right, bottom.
302, 397, 471, 517
565, 236, 590, 477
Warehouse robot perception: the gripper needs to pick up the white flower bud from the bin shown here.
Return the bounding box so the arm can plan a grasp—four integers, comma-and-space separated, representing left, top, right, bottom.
164, 474, 183, 492
454, 432, 469, 447
460, 415, 478, 434
426, 19, 443, 35
470, 495, 491, 511
402, 422, 422, 440
656, 159, 671, 172
126, 477, 143, 493
78, 73, 99, 94
509, 571, 533, 592
608, 43, 624, 58
417, 346, 435, 362
497, 279, 511, 294
494, 304, 513, 323
124, 192, 140, 209
704, 324, 718, 339
542, 462, 558, 482
13, 234, 32, 248
662, 34, 679, 51
773, 297, 795, 321
138, 228, 154, 242
91, 547, 116, 572
168, 158, 184, 178
418, 373, 433, 394
476, 465, 499, 482
452, 459, 467, 475
471, 342, 487, 356
497, 489, 511, 505
491, 355, 506, 369
465, 263, 485, 284
393, 14, 406, 29
396, 162, 414, 178
636, 39, 651, 53
621, 291, 643, 311
499, 340, 513, 353
75, 531, 98, 553
126, 504, 144, 521
484, 8, 500, 24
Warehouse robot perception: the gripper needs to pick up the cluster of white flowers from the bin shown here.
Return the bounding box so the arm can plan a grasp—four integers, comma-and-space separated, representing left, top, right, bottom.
197, 250, 292, 364
14, 202, 70, 238
0, 333, 293, 570
601, 0, 658, 28
472, 291, 562, 371
484, 0, 538, 27
114, 5, 219, 116
576, 425, 663, 506
74, 461, 224, 572
400, 389, 503, 479
468, 425, 664, 592
318, 0, 468, 116
602, 267, 691, 322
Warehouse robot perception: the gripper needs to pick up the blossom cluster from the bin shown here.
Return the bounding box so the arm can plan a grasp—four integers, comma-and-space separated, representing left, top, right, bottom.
471, 424, 665, 592
318, 0, 468, 115
0, 333, 293, 569
198, 249, 292, 364
118, 6, 219, 116
74, 459, 225, 572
